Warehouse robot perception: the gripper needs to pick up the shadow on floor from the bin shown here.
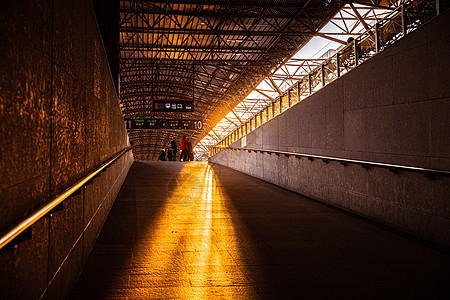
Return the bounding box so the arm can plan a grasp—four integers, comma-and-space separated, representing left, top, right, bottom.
71, 161, 450, 299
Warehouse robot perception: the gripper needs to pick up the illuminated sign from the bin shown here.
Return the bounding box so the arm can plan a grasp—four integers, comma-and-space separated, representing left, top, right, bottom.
153, 99, 194, 112
125, 119, 203, 130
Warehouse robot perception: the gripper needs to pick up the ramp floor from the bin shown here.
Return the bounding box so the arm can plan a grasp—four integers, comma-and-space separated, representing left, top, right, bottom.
71, 161, 450, 299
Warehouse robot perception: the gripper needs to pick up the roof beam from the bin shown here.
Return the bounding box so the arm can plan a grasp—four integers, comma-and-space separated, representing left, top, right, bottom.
349, 3, 370, 30
122, 0, 327, 7
120, 27, 358, 37
268, 77, 283, 96
224, 117, 239, 127
231, 110, 243, 124
341, 0, 394, 10
315, 32, 347, 44
209, 130, 222, 142
255, 89, 274, 101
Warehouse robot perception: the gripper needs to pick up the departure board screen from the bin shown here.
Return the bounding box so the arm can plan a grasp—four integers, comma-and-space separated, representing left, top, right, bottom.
153, 99, 194, 112
125, 119, 203, 130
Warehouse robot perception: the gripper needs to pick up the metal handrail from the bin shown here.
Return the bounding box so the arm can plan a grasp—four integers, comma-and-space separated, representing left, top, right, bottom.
216, 146, 450, 176
0, 146, 133, 251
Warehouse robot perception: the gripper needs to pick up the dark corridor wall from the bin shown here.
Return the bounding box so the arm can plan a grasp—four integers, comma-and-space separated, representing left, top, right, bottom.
0, 0, 133, 298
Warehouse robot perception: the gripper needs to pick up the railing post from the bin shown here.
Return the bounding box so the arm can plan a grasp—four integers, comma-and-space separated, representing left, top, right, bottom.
336, 53, 340, 77
375, 23, 380, 53
308, 73, 312, 95
288, 90, 291, 107
401, 4, 407, 36
321, 64, 326, 86
436, 0, 440, 15
353, 39, 359, 66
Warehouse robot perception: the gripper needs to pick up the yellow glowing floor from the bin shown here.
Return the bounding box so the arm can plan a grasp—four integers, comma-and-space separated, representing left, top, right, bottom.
72, 161, 450, 299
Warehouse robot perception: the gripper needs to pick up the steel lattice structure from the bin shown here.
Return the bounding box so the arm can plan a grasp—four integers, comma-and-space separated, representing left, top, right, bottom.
195, 1, 396, 160
119, 0, 394, 160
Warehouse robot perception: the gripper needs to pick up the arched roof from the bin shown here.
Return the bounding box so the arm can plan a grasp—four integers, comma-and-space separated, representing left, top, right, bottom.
119, 0, 393, 160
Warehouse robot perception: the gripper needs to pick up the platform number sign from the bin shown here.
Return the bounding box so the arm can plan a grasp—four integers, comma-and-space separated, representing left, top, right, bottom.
194, 120, 203, 130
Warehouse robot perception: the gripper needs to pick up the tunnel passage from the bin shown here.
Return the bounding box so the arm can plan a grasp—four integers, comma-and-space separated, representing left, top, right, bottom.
71, 161, 450, 298
1, 1, 449, 299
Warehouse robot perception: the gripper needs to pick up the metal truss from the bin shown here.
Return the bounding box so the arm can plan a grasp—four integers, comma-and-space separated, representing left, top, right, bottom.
194, 1, 394, 160
117, 0, 402, 160
118, 0, 355, 160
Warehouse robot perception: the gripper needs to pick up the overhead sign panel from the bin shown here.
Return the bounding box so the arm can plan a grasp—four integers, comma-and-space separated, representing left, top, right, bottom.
153, 99, 194, 112
125, 118, 203, 130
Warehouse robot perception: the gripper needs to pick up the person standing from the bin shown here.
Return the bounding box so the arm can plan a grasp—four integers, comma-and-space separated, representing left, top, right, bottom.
167, 146, 173, 161
171, 138, 178, 161
158, 148, 167, 161
180, 136, 188, 161
186, 138, 193, 161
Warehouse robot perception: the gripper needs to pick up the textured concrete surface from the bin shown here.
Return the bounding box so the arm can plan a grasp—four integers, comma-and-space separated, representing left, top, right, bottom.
0, 0, 132, 298
71, 162, 450, 299
236, 9, 450, 170
213, 11, 450, 249
210, 148, 450, 249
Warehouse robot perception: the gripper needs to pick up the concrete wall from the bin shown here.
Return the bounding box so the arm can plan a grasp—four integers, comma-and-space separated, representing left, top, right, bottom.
210, 10, 450, 249
0, 0, 133, 299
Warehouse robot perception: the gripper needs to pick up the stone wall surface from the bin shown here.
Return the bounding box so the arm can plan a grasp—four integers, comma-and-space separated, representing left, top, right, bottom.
210, 10, 450, 249
0, 0, 133, 299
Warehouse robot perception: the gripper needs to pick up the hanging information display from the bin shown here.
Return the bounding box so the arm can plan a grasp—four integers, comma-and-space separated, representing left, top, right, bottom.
125, 118, 203, 130
152, 99, 194, 112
